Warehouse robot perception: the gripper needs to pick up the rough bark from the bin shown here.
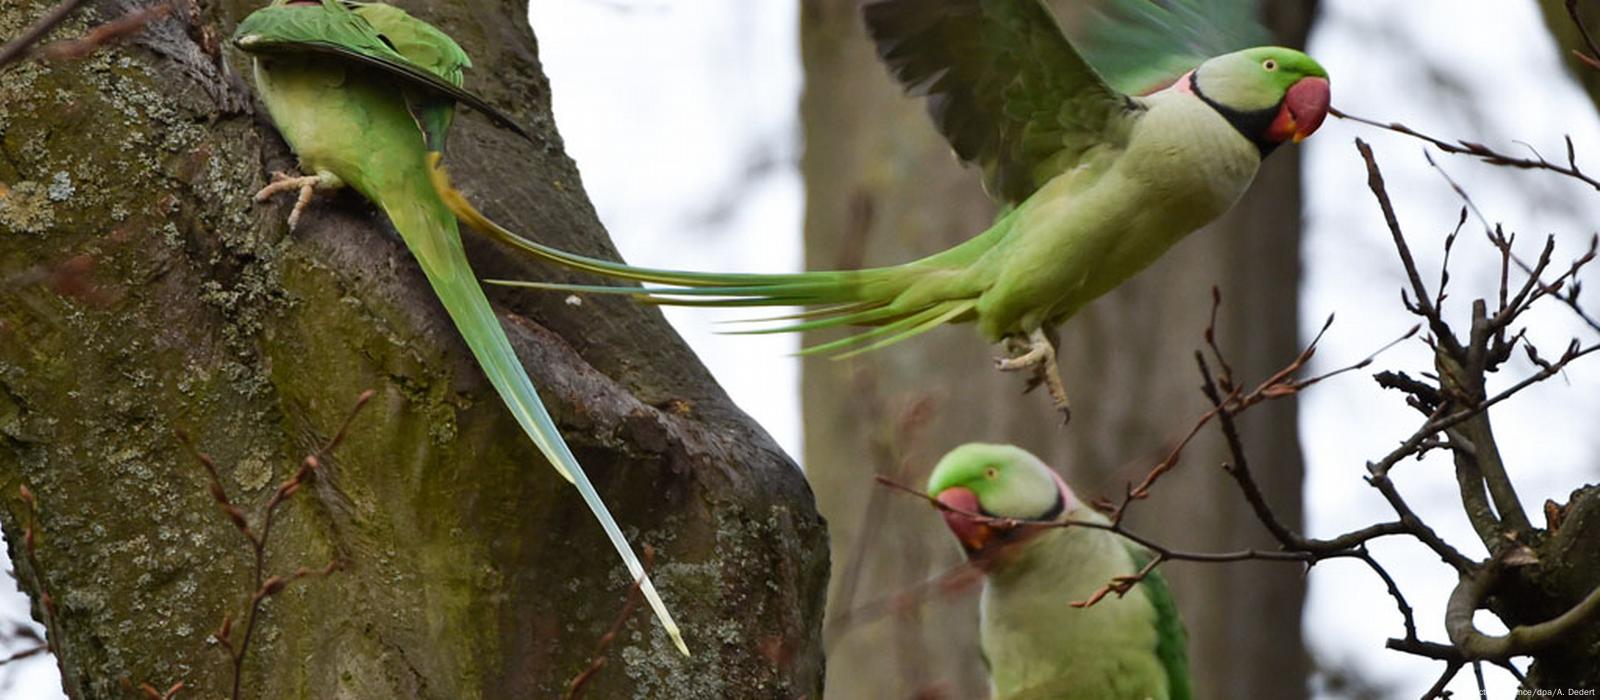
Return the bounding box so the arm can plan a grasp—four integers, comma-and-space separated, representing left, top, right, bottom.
800, 1, 1314, 698
1515, 485, 1600, 689
0, 1, 828, 698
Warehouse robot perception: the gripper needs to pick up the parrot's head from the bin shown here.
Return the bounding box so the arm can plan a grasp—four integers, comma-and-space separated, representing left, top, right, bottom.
926, 443, 1079, 559
1183, 46, 1330, 153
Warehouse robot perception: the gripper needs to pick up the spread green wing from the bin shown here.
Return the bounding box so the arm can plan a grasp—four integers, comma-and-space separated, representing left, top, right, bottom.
861, 0, 1139, 205
232, 0, 528, 141
1077, 0, 1271, 95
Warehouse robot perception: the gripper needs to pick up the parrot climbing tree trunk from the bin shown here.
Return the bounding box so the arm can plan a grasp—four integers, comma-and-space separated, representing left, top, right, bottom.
0, 1, 827, 698
801, 1, 1316, 698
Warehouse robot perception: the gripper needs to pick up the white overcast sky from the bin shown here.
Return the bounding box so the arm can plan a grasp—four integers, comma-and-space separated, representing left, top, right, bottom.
5, 1, 1599, 697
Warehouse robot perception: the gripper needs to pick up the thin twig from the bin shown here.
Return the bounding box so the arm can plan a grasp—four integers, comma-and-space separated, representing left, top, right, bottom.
184, 390, 373, 700
823, 363, 940, 646
37, 2, 173, 61
137, 681, 185, 700
1567, 0, 1600, 71
0, 0, 84, 69
14, 485, 69, 694
564, 547, 655, 700
0, 644, 48, 667
1109, 296, 1409, 523
1337, 110, 1600, 191
1356, 548, 1418, 642
875, 476, 1366, 609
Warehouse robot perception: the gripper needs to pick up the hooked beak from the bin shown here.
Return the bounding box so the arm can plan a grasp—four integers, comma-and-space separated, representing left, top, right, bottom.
1274, 76, 1331, 144
936, 487, 995, 554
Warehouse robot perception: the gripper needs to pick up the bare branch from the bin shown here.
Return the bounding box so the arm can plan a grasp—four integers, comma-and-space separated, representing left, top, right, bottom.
186, 390, 372, 700
1357, 139, 1462, 352
1339, 110, 1600, 191
564, 547, 656, 700
1446, 554, 1600, 662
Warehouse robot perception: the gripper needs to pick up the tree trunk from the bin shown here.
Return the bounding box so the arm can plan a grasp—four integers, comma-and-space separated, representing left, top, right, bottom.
0, 1, 828, 698
800, 1, 1315, 698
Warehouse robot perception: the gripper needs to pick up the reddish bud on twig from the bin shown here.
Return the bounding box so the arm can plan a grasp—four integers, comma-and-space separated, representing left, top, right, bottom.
138, 681, 185, 700
223, 506, 250, 534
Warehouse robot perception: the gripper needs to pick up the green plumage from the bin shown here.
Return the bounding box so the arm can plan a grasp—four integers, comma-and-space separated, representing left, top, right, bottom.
464, 0, 1328, 378
927, 443, 1191, 700
1077, 0, 1271, 95
233, 0, 685, 655
1128, 546, 1193, 700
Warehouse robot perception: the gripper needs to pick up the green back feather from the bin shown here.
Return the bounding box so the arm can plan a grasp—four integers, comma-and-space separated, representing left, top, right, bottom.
861, 0, 1138, 205
351, 2, 465, 151
1076, 0, 1270, 95
234, 0, 527, 141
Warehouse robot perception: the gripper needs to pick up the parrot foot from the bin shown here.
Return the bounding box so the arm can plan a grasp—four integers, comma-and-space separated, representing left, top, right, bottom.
254, 170, 343, 230
995, 328, 1072, 424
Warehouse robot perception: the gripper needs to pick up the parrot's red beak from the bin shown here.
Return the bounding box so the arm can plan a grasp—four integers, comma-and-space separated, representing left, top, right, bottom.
936, 487, 995, 554
1267, 76, 1330, 144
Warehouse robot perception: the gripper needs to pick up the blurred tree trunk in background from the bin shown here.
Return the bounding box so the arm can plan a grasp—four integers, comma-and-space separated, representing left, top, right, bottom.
0, 1, 827, 697
801, 1, 1317, 698
1538, 0, 1600, 112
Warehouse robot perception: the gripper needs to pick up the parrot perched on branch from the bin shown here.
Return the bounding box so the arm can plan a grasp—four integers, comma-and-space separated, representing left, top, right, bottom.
927, 443, 1190, 700
437, 0, 1330, 423
231, 0, 687, 655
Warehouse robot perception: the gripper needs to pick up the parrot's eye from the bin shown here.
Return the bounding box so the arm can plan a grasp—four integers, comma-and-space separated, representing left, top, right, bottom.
1262, 59, 1279, 72
984, 467, 999, 480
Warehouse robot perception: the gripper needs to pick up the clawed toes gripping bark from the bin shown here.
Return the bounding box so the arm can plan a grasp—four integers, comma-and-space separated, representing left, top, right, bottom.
254, 170, 343, 231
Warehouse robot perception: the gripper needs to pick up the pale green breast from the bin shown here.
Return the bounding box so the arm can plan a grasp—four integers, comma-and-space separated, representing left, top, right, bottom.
1069, 90, 1259, 302
252, 56, 431, 204
980, 525, 1172, 700
971, 89, 1261, 337
1116, 90, 1262, 232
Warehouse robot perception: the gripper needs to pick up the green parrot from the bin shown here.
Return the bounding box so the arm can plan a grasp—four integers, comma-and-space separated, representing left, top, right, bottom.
927, 443, 1189, 700
436, 0, 1329, 422
231, 0, 687, 655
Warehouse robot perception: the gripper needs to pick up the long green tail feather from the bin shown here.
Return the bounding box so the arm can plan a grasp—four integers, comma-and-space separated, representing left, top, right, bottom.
493, 279, 844, 300
723, 304, 904, 337
384, 177, 688, 657
795, 301, 975, 357
718, 302, 888, 325
429, 155, 975, 359
834, 301, 975, 358
433, 155, 829, 289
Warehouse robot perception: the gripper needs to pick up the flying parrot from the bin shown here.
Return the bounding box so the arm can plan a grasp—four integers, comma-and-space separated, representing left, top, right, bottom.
927, 443, 1190, 700
231, 0, 687, 655
432, 0, 1330, 423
